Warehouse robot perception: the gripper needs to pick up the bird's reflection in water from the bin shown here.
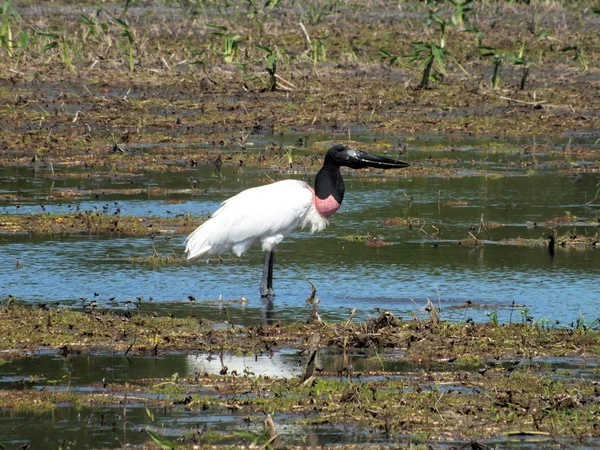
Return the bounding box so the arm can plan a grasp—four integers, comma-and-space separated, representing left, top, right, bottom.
261, 295, 275, 325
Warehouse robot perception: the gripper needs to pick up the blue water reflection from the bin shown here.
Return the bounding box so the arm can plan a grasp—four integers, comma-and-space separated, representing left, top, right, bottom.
1, 146, 598, 325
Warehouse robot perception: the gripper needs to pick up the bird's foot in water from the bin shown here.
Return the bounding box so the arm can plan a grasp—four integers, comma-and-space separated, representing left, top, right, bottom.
260, 287, 275, 298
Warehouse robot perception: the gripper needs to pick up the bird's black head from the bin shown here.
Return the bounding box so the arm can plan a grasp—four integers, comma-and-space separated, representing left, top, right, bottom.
324, 144, 410, 170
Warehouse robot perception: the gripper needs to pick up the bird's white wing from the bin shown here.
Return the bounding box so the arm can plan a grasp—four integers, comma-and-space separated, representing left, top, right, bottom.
185, 179, 319, 260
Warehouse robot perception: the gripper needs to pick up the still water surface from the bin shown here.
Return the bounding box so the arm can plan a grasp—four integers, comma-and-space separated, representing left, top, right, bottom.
1, 136, 599, 324
1, 350, 599, 449
1, 135, 599, 449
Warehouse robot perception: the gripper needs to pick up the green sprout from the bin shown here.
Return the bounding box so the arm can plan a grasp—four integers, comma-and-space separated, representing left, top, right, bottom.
247, 0, 281, 17
0, 0, 19, 56
208, 24, 243, 63
486, 310, 499, 327
561, 45, 588, 71
510, 41, 533, 90
38, 27, 76, 74
464, 24, 483, 48
407, 9, 466, 89
79, 10, 109, 45
146, 429, 178, 449
479, 46, 505, 89
447, 0, 473, 30
309, 38, 326, 69
379, 49, 401, 67
256, 45, 277, 91
408, 41, 447, 89
305, 0, 345, 26
112, 17, 135, 72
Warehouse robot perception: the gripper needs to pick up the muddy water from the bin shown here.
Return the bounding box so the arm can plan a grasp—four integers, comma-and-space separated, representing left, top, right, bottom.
0, 351, 304, 389
1, 350, 599, 449
2, 136, 599, 324
3, 407, 597, 449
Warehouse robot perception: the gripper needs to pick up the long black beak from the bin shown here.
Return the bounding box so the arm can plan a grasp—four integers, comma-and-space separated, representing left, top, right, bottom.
345, 149, 410, 170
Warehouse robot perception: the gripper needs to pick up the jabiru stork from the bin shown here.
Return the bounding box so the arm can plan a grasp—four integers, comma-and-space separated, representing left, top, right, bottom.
185, 144, 410, 297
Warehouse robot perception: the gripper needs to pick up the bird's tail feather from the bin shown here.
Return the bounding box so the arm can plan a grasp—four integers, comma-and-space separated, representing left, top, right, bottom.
184, 223, 214, 261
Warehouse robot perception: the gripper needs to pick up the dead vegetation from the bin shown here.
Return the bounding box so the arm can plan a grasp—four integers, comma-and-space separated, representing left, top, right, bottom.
0, 0, 599, 447
0, 212, 200, 236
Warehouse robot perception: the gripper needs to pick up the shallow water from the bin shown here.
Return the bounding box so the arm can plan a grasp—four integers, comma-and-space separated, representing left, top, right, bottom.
1, 135, 599, 325
3, 350, 596, 391
0, 351, 304, 390
1, 350, 599, 449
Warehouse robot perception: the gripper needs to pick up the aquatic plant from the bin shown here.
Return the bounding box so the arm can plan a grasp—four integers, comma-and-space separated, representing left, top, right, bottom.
486, 310, 499, 327
146, 429, 178, 449
573, 314, 599, 334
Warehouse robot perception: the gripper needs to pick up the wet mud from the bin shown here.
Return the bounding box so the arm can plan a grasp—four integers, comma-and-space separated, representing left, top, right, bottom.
1, 0, 599, 448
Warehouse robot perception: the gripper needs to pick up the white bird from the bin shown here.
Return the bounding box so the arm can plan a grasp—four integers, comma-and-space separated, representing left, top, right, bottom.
185, 144, 409, 297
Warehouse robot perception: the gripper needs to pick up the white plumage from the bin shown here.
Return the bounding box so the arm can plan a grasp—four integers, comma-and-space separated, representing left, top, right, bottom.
184, 144, 409, 297
184, 179, 328, 261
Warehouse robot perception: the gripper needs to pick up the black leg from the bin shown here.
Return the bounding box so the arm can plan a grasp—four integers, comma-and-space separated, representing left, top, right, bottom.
260, 250, 276, 298
267, 251, 275, 293
260, 252, 270, 297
